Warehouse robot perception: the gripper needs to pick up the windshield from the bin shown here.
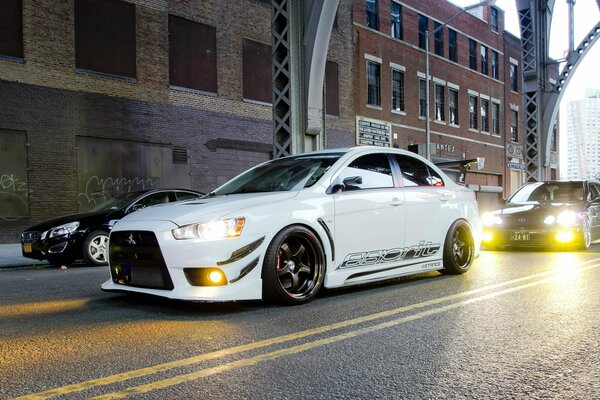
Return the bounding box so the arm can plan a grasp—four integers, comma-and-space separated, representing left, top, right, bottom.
90, 191, 143, 211
213, 154, 343, 195
509, 182, 585, 204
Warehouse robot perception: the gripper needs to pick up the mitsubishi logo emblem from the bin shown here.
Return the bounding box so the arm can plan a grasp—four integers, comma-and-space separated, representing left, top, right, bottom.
518, 218, 527, 223
126, 233, 136, 245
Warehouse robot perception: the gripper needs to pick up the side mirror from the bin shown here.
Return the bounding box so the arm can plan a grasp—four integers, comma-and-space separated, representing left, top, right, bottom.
130, 204, 146, 213
343, 176, 363, 187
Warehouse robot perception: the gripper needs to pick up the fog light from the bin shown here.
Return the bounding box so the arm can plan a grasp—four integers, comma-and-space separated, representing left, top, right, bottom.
556, 232, 574, 243
184, 267, 227, 286
209, 271, 224, 284
482, 232, 493, 243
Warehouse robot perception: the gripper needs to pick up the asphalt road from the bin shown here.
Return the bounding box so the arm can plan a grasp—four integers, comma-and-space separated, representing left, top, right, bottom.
2, 248, 600, 399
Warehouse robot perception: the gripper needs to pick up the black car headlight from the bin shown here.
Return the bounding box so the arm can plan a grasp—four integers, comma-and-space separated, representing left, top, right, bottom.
44, 222, 80, 239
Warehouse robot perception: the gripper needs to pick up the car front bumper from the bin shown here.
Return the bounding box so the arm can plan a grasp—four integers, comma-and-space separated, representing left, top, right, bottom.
482, 225, 584, 249
101, 220, 267, 301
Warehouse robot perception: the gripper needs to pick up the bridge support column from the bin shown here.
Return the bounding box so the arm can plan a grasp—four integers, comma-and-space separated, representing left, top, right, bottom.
271, 0, 339, 158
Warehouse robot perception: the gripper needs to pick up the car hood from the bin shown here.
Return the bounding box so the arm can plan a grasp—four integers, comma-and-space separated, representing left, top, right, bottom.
493, 202, 584, 216
25, 211, 113, 232
119, 192, 301, 227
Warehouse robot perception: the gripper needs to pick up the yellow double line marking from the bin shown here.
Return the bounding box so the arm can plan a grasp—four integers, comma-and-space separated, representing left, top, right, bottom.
17, 258, 600, 400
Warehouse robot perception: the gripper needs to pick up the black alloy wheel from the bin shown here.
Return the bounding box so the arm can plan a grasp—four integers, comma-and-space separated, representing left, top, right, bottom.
441, 220, 474, 275
262, 225, 325, 305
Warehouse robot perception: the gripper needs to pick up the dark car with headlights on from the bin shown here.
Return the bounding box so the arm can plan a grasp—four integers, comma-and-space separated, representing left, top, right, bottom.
481, 180, 600, 250
20, 189, 203, 266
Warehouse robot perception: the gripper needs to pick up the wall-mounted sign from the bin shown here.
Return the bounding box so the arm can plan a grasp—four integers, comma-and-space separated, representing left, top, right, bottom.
506, 143, 523, 158
507, 162, 525, 170
356, 116, 391, 147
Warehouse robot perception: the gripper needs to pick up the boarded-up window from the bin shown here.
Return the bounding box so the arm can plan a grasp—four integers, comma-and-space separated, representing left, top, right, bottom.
76, 137, 190, 211
242, 39, 271, 104
0, 0, 23, 59
326, 61, 339, 116
74, 0, 136, 78
0, 130, 28, 217
169, 15, 217, 93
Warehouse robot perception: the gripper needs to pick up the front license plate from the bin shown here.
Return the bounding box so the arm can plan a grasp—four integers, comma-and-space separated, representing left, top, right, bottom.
23, 244, 32, 253
511, 231, 530, 241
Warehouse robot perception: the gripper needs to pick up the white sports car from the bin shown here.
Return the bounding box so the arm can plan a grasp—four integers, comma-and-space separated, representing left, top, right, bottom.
102, 147, 481, 305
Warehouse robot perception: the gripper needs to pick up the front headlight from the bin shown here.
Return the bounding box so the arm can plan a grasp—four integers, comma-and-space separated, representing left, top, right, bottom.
172, 218, 245, 241
544, 215, 556, 225
482, 212, 502, 227
48, 222, 80, 238
557, 211, 577, 226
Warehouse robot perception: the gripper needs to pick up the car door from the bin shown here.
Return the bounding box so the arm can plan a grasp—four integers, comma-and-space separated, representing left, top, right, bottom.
332, 153, 406, 270
391, 154, 448, 261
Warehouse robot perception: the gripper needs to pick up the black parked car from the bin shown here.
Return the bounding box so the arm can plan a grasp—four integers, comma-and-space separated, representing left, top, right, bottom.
21, 189, 203, 266
481, 180, 600, 250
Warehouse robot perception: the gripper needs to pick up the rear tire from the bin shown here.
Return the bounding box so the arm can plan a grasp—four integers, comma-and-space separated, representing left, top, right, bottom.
440, 220, 474, 275
262, 225, 325, 305
84, 230, 110, 266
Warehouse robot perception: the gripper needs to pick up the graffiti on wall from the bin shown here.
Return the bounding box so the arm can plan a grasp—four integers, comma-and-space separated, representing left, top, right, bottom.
0, 131, 29, 218
76, 136, 189, 211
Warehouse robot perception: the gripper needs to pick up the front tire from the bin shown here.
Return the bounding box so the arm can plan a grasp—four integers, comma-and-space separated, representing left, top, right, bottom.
578, 219, 592, 250
441, 220, 474, 275
84, 230, 110, 266
262, 225, 325, 305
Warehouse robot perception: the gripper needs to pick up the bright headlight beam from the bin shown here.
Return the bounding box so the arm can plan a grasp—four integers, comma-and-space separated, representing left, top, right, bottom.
557, 211, 577, 226
172, 218, 245, 241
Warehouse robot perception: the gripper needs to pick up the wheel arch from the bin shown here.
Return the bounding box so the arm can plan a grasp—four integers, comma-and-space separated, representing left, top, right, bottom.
260, 221, 331, 278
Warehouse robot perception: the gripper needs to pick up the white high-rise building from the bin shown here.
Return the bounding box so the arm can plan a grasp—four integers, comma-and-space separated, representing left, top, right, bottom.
565, 89, 600, 180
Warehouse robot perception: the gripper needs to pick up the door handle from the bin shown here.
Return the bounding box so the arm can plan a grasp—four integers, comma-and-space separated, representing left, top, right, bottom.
390, 197, 404, 206
439, 192, 453, 202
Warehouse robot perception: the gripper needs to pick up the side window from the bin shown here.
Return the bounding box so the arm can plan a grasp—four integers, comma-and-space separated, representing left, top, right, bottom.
394, 155, 444, 187
338, 154, 393, 190
136, 192, 171, 208
175, 191, 199, 201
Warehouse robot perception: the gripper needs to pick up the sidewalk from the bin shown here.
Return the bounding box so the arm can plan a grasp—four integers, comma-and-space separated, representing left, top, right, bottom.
0, 243, 49, 268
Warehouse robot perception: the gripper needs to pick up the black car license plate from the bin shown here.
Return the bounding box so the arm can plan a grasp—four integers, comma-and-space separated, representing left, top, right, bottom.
511, 231, 531, 241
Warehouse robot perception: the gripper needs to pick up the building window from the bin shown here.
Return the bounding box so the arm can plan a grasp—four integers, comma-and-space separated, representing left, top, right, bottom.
480, 45, 488, 75
168, 16, 217, 93
449, 89, 459, 125
490, 7, 499, 32
492, 102, 500, 135
326, 61, 339, 116
419, 78, 427, 117
491, 50, 499, 79
391, 68, 405, 112
434, 22, 443, 56
448, 28, 457, 62
469, 39, 477, 70
391, 1, 402, 40
481, 98, 490, 132
0, 0, 23, 59
367, 61, 381, 106
469, 95, 478, 129
366, 0, 378, 30
510, 63, 519, 91
242, 39, 271, 104
511, 110, 518, 141
434, 84, 445, 121
418, 14, 428, 50
75, 0, 136, 79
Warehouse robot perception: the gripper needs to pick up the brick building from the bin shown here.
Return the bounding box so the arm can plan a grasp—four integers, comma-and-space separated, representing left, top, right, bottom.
0, 0, 356, 243
352, 0, 539, 211
0, 0, 548, 243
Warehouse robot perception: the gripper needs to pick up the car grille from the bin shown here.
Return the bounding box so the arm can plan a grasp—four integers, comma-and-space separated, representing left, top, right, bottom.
21, 231, 41, 244
109, 231, 174, 290
500, 215, 545, 229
